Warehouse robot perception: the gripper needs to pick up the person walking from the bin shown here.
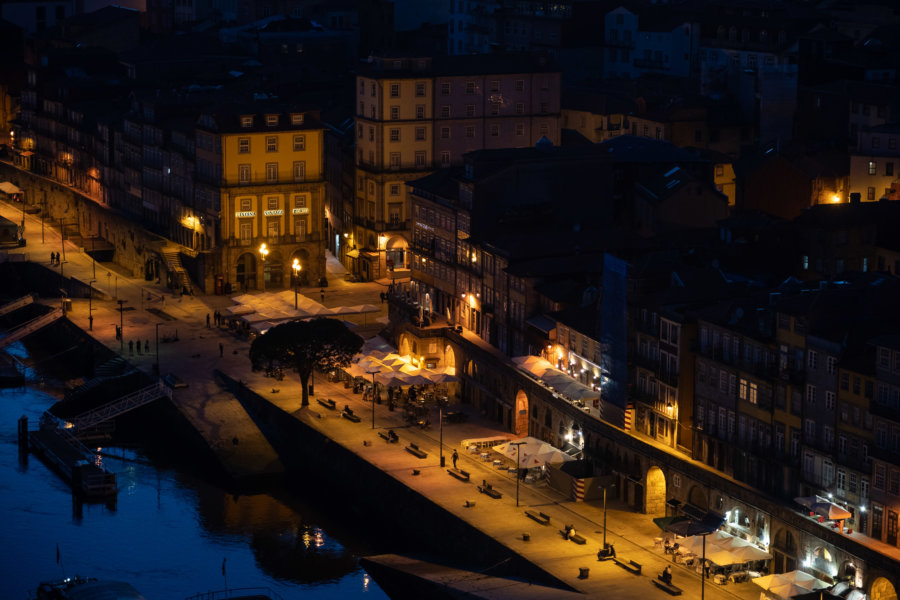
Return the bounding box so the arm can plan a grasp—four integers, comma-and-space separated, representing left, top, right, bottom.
320, 289, 325, 303
128, 340, 134, 354
145, 339, 150, 353
219, 342, 224, 358
451, 449, 458, 469
206, 313, 210, 328
50, 251, 54, 264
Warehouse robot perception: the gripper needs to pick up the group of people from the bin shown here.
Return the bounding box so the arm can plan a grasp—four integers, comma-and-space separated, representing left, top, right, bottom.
128, 339, 150, 354
49, 251, 61, 265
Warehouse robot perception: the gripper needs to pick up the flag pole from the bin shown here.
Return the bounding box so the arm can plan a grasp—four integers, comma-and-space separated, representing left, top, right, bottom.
222, 557, 227, 591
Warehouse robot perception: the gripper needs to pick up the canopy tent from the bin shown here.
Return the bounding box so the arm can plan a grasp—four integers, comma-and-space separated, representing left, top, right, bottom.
794, 497, 852, 520
375, 372, 411, 387
492, 437, 572, 467
653, 516, 689, 532
753, 571, 830, 599
0, 182, 23, 195
728, 543, 773, 562
512, 355, 555, 377
344, 363, 370, 378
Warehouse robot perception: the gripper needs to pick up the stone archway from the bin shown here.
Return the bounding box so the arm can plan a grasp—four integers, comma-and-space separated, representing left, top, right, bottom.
514, 390, 528, 436
687, 485, 708, 510
772, 527, 797, 574
646, 466, 667, 515
871, 577, 898, 600
443, 344, 457, 375
386, 235, 407, 270
398, 334, 412, 357
465, 360, 478, 378
263, 249, 284, 289
291, 249, 311, 286
235, 252, 258, 291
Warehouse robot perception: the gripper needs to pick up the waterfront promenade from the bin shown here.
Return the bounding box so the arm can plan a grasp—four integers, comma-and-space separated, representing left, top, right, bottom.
0, 201, 772, 599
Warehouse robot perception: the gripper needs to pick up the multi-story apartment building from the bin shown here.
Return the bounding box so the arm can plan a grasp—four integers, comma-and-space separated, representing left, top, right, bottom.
870, 335, 900, 549
602, 6, 698, 80
849, 124, 900, 202
836, 349, 875, 537
351, 53, 560, 281
197, 105, 327, 294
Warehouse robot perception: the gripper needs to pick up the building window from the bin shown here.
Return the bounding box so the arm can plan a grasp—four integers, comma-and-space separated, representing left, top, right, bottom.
540, 102, 549, 113
390, 128, 400, 142
265, 114, 278, 127
440, 127, 450, 139
294, 194, 307, 208
441, 106, 451, 118
490, 124, 499, 137
266, 196, 278, 210
370, 83, 376, 97
868, 187, 876, 200
390, 83, 400, 97
827, 356, 836, 375
539, 124, 549, 136
808, 350, 817, 370
869, 161, 877, 175
887, 162, 894, 176
415, 151, 426, 168
516, 123, 525, 136
490, 79, 499, 92
238, 164, 250, 183
825, 391, 835, 410
294, 217, 307, 240
293, 161, 306, 181
238, 138, 250, 153
466, 104, 476, 117
390, 184, 400, 196
440, 151, 450, 165
291, 113, 304, 125
466, 81, 475, 95
265, 163, 278, 182
415, 127, 426, 141
390, 153, 400, 169
390, 106, 400, 120
293, 135, 305, 151
240, 115, 253, 128
416, 105, 425, 119
873, 137, 881, 149
266, 136, 277, 152
806, 384, 816, 406
516, 102, 524, 115
515, 79, 525, 91
465, 126, 475, 138
369, 127, 374, 142
415, 82, 426, 97
441, 82, 451, 95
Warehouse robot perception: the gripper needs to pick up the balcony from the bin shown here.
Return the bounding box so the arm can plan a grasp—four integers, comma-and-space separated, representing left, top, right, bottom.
354, 217, 409, 233
225, 234, 320, 248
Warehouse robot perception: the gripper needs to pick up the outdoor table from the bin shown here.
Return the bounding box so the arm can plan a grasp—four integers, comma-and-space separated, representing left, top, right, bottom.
493, 459, 502, 468
468, 445, 478, 454
654, 537, 664, 549
524, 474, 535, 483
480, 452, 490, 461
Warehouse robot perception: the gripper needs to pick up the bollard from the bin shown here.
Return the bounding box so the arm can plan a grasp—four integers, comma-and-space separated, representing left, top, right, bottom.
578, 567, 589, 579
522, 533, 530, 542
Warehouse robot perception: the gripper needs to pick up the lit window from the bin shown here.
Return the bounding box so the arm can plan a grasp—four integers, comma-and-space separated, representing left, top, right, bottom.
265, 114, 278, 127
240, 115, 253, 128
266, 136, 277, 152
238, 138, 250, 153
293, 135, 305, 151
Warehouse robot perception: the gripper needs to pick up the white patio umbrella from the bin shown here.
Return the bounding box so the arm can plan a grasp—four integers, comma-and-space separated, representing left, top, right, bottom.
705, 548, 740, 567
428, 372, 459, 384
344, 363, 369, 378
357, 356, 387, 371
403, 374, 432, 386
375, 372, 410, 387
809, 502, 852, 520
753, 570, 830, 598
728, 544, 772, 562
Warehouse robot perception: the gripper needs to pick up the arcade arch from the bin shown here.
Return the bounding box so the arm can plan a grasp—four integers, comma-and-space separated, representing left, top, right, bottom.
687, 485, 708, 510
514, 390, 528, 436
871, 577, 897, 600
646, 466, 667, 515
443, 344, 457, 375
235, 252, 258, 291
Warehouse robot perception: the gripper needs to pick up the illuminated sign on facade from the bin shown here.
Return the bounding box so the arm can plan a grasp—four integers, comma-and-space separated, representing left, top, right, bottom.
235, 211, 256, 218
291, 208, 309, 215
264, 210, 284, 216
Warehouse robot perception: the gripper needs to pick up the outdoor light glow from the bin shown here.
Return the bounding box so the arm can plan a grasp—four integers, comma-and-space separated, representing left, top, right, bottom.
343, 232, 348, 238
860, 505, 867, 513
831, 194, 841, 203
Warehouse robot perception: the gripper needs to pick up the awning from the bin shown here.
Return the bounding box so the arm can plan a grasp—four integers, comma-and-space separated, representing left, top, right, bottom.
346, 249, 360, 258
0, 182, 23, 195
526, 314, 556, 334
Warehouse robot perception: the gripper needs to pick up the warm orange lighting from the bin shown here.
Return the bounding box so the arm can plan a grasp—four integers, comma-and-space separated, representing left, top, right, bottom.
831, 194, 841, 203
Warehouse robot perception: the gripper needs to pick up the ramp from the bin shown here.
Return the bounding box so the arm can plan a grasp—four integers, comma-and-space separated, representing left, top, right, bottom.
0, 295, 34, 316
0, 307, 64, 349
68, 381, 172, 432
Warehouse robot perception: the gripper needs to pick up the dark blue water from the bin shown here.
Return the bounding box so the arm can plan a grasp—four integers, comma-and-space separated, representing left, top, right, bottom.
0, 343, 388, 600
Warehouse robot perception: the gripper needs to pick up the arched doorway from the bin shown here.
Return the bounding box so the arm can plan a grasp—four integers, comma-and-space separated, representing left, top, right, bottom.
871, 577, 898, 600
688, 485, 709, 510
398, 335, 412, 357
263, 250, 284, 289
443, 344, 456, 375
646, 466, 667, 514
235, 253, 258, 291
386, 235, 407, 270
514, 390, 528, 436
772, 528, 796, 574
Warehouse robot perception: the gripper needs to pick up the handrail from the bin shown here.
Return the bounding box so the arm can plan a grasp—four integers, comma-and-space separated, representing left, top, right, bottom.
69, 381, 172, 432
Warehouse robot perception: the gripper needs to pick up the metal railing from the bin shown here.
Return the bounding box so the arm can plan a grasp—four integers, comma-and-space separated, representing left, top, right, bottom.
68, 381, 172, 432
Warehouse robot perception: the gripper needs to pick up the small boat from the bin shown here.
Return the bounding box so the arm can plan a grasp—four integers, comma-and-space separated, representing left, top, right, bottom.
34, 575, 146, 599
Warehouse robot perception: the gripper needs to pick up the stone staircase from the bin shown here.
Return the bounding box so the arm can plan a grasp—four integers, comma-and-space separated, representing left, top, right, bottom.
161, 247, 193, 295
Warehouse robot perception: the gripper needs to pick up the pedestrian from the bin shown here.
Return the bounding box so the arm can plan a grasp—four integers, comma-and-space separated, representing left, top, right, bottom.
145, 339, 150, 353
380, 292, 385, 303
136, 340, 141, 355
206, 313, 210, 328
214, 310, 220, 326
452, 449, 458, 469
320, 289, 325, 303
663, 565, 672, 585
704, 559, 711, 579
88, 315, 93, 330
50, 251, 54, 264
128, 340, 134, 354
219, 342, 224, 358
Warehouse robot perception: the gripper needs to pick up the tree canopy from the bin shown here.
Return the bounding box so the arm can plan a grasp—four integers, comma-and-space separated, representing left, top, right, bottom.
249, 318, 363, 406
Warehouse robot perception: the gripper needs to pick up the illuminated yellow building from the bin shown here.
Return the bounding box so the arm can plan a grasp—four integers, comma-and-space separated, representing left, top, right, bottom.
198, 106, 327, 292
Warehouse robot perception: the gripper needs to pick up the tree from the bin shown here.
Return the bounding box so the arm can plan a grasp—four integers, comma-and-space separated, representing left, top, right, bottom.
249, 318, 363, 407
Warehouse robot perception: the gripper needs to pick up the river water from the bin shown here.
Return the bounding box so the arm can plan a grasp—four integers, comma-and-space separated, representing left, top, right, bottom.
0, 342, 389, 600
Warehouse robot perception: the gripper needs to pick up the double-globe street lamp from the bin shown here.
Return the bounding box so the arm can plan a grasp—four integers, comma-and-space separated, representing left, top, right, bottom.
259, 243, 269, 290
366, 369, 380, 429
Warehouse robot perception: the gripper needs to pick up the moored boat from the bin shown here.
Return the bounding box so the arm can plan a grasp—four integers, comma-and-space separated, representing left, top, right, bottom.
33, 576, 145, 599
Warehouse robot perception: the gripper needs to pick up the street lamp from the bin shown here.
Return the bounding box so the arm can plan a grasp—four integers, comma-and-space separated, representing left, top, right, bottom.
155, 322, 164, 376
510, 441, 526, 507
89, 234, 96, 280
292, 258, 301, 309
367, 369, 379, 429
598, 475, 617, 550
88, 279, 96, 330
258, 243, 269, 290
117, 299, 127, 351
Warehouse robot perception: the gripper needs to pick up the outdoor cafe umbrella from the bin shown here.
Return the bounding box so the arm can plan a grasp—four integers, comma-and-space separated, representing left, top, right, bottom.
753, 570, 830, 599
375, 372, 410, 387
664, 512, 726, 600
810, 502, 852, 521
728, 543, 773, 562
653, 516, 688, 532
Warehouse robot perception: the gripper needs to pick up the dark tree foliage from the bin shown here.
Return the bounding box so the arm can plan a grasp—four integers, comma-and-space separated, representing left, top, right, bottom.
249, 318, 363, 406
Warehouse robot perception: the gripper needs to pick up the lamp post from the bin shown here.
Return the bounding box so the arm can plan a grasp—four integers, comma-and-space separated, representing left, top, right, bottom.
598, 475, 616, 549
510, 441, 526, 507
439, 405, 444, 467
89, 234, 96, 280
88, 279, 96, 330
367, 369, 379, 429
292, 258, 301, 309
258, 243, 269, 290
155, 322, 163, 376
58, 217, 66, 262
117, 299, 127, 351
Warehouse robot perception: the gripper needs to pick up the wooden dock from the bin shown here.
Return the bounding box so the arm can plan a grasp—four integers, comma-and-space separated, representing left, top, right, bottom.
24, 414, 117, 497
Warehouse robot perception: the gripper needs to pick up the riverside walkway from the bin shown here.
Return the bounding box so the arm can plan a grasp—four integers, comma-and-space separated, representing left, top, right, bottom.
0, 198, 763, 599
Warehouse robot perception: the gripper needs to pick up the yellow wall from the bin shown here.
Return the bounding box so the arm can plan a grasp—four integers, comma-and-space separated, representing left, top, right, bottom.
222, 129, 323, 185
